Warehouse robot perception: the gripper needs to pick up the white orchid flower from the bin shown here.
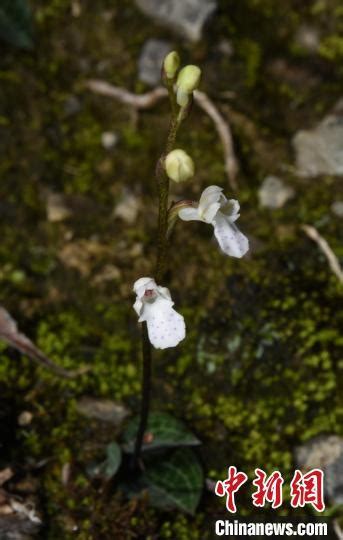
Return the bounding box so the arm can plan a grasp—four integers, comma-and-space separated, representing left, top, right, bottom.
133, 277, 185, 350
178, 185, 249, 258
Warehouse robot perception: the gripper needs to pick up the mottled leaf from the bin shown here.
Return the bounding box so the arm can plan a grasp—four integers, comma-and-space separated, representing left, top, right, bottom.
122, 412, 200, 453
143, 448, 203, 514
88, 442, 122, 480
0, 0, 33, 49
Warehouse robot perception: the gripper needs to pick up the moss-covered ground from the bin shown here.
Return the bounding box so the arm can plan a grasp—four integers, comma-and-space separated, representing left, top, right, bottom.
0, 0, 342, 538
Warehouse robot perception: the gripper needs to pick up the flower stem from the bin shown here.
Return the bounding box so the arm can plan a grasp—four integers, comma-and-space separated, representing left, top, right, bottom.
133, 98, 180, 469
132, 321, 152, 468
156, 116, 179, 281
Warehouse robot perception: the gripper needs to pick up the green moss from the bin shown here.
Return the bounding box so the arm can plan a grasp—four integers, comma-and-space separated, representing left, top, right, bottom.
1, 0, 342, 536
319, 35, 343, 61
237, 38, 262, 88
160, 514, 208, 539
35, 0, 70, 24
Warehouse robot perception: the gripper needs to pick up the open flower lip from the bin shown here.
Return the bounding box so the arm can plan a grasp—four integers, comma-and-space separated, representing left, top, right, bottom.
133, 277, 186, 350
178, 185, 249, 258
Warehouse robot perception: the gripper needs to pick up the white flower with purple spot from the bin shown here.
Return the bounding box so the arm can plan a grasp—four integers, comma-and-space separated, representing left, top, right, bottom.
133, 277, 185, 350
178, 185, 249, 258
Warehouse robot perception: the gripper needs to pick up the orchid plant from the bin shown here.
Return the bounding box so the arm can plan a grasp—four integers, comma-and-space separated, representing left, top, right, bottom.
99, 52, 249, 514
130, 52, 249, 473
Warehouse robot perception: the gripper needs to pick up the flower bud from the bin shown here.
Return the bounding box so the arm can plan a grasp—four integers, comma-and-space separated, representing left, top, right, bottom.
163, 51, 180, 79
176, 65, 201, 106
165, 149, 195, 183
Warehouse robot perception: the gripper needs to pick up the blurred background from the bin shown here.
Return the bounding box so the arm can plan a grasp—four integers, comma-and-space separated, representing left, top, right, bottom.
0, 0, 342, 538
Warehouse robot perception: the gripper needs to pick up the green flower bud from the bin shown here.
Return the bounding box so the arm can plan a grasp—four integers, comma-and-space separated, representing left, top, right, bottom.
165, 149, 195, 183
163, 51, 180, 79
176, 65, 201, 106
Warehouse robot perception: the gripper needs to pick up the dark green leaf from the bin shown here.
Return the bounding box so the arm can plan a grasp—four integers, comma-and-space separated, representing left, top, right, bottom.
87, 442, 122, 480
143, 448, 203, 514
0, 0, 33, 49
122, 412, 201, 453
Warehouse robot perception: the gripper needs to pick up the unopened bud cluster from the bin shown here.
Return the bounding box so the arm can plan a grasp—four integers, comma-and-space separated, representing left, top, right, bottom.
163, 51, 201, 108
162, 52, 201, 184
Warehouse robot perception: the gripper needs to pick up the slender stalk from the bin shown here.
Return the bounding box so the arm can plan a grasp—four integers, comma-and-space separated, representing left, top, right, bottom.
132, 85, 181, 469
156, 116, 179, 281
132, 322, 152, 467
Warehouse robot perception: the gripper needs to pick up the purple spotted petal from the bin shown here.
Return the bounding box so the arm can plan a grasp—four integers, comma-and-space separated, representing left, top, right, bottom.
213, 212, 249, 258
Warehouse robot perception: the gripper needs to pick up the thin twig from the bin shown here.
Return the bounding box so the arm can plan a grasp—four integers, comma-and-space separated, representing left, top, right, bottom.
301, 224, 343, 284
85, 79, 239, 191
0, 306, 90, 379
86, 79, 168, 109
333, 520, 343, 540
194, 90, 239, 190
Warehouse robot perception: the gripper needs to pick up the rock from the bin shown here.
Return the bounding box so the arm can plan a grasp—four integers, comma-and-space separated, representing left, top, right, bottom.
17, 411, 33, 427
71, 0, 81, 17
129, 243, 144, 258
13, 477, 39, 495
101, 10, 115, 23
267, 58, 318, 89
0, 468, 13, 487
293, 100, 343, 177
64, 95, 82, 116
113, 190, 140, 225
46, 192, 98, 223
331, 201, 343, 218
76, 397, 129, 425
258, 176, 294, 209
10, 500, 41, 525
294, 25, 320, 53
0, 515, 40, 539
295, 435, 343, 505
0, 504, 12, 515
101, 131, 118, 150
91, 264, 121, 285
217, 39, 234, 57
138, 39, 172, 86
58, 239, 111, 276
46, 193, 72, 222
135, 0, 217, 42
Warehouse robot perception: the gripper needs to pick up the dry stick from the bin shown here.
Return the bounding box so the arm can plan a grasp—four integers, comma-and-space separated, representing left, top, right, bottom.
333, 521, 343, 540
301, 224, 343, 284
0, 307, 89, 379
194, 90, 239, 190
86, 79, 239, 191
86, 80, 168, 108
0, 334, 89, 379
